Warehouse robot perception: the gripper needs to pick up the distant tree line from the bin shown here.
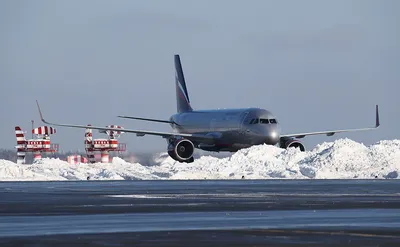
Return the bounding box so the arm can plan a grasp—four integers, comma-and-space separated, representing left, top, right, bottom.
0, 149, 17, 162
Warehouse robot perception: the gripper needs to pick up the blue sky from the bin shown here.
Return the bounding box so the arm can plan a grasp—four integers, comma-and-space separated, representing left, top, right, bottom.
1, 0, 398, 154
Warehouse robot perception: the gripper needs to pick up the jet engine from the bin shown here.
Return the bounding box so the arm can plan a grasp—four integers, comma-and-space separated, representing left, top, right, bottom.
279, 137, 305, 152
167, 138, 195, 163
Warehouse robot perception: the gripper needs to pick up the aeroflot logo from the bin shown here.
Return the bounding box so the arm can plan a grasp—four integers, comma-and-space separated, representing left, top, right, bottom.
175, 71, 189, 103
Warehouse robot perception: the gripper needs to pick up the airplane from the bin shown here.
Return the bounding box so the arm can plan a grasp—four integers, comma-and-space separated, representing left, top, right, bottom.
36, 54, 380, 163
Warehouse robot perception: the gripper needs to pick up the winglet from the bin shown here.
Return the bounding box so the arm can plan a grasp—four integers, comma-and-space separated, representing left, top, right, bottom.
375, 104, 380, 128
36, 100, 46, 123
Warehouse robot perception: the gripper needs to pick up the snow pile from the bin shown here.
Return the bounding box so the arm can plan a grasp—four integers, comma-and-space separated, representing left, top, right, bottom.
157, 139, 400, 180
0, 138, 399, 181
299, 139, 400, 179
0, 158, 158, 181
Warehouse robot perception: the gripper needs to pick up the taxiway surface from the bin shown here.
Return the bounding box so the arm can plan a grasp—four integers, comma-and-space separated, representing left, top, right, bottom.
0, 180, 399, 246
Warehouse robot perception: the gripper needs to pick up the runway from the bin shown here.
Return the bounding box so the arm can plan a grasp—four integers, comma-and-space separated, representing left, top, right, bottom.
0, 180, 399, 246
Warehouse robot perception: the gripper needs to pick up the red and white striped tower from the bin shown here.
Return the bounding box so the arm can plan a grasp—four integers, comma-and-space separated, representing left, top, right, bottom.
93, 139, 112, 163
32, 126, 56, 136
15, 126, 26, 164
83, 125, 125, 164
85, 125, 96, 163
33, 151, 42, 161
15, 125, 58, 164
103, 125, 122, 163
31, 126, 56, 162
67, 155, 88, 164
105, 125, 123, 139
101, 151, 109, 163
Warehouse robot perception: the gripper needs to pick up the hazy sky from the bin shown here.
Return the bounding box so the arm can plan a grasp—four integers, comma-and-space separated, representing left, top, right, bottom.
1, 0, 399, 154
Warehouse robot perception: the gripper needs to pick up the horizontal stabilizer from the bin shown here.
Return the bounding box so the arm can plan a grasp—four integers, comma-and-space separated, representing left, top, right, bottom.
117, 115, 179, 125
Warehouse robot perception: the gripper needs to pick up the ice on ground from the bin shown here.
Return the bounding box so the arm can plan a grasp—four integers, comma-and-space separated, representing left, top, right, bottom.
1, 138, 399, 181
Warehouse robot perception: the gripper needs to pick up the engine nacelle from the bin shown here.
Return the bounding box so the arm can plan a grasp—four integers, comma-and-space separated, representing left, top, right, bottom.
167, 138, 195, 163
279, 137, 306, 152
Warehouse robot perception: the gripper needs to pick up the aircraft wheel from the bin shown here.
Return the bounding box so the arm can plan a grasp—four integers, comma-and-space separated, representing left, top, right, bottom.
185, 157, 194, 163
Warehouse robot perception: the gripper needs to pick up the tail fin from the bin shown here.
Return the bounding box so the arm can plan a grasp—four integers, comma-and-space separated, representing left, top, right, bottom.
174, 54, 193, 113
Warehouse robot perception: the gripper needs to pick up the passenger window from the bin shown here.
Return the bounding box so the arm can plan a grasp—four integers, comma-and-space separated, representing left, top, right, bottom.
270, 119, 277, 124
260, 119, 269, 124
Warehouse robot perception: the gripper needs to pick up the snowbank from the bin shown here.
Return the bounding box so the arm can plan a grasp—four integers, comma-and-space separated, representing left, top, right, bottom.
1, 138, 399, 181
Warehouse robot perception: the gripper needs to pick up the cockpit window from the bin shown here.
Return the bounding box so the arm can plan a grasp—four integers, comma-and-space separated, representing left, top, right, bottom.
249, 118, 277, 124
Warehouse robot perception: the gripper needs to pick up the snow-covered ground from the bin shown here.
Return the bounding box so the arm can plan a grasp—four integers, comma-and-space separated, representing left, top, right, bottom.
1, 138, 399, 181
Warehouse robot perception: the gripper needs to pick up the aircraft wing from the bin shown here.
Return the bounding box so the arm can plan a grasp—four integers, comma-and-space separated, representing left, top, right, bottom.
280, 105, 380, 139
36, 101, 214, 142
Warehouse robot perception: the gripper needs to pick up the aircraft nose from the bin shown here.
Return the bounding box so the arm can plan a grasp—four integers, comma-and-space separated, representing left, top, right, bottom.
264, 127, 280, 145
249, 124, 280, 145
